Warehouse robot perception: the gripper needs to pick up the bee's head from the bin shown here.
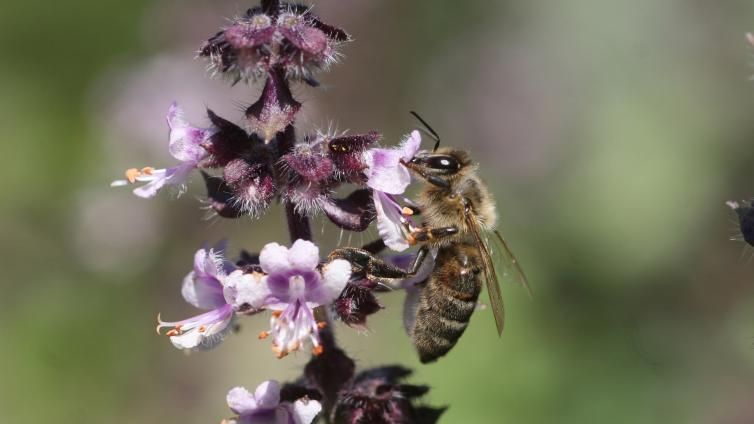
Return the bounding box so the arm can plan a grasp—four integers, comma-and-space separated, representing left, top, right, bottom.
402, 112, 473, 186
402, 148, 473, 187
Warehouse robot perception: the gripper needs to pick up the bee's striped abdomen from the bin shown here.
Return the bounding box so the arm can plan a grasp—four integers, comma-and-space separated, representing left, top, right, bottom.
412, 245, 482, 363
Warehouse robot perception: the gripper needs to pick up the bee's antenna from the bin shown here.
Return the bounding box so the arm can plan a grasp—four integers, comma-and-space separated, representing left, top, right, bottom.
410, 111, 441, 151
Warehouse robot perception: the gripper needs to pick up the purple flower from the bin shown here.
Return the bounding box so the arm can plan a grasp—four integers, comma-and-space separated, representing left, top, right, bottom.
224, 380, 321, 424
156, 243, 235, 350
223, 239, 351, 358
111, 103, 215, 198
363, 131, 422, 251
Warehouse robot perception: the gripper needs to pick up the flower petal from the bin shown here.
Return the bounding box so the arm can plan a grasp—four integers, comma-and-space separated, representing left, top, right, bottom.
287, 239, 320, 271
163, 161, 195, 186
181, 270, 226, 309
289, 398, 322, 424
132, 169, 168, 198
363, 131, 421, 195
169, 329, 203, 350
167, 102, 211, 163
227, 386, 258, 415
259, 243, 291, 274
364, 149, 411, 194
223, 270, 270, 310
373, 191, 410, 252
309, 259, 350, 305
253, 380, 281, 409
400, 130, 422, 161
160, 304, 234, 351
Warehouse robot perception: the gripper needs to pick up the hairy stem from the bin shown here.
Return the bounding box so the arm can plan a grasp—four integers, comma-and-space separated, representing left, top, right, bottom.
260, 0, 280, 16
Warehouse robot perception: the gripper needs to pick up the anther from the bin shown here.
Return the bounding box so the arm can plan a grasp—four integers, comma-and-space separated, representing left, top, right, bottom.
317, 322, 327, 329
312, 345, 324, 356
402, 207, 414, 216
125, 168, 141, 183
198, 325, 206, 333
258, 331, 270, 340
271, 310, 283, 318
166, 329, 180, 337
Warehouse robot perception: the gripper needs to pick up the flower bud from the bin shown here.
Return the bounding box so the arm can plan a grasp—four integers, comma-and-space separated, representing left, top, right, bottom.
203, 109, 259, 167
246, 70, 301, 142
332, 366, 446, 424
328, 132, 381, 183
201, 172, 247, 218
282, 143, 334, 182
223, 156, 276, 216
199, 5, 349, 83
332, 283, 383, 330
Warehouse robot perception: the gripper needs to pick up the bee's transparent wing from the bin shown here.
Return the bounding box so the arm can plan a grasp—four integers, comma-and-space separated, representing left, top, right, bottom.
488, 230, 532, 299
464, 212, 507, 335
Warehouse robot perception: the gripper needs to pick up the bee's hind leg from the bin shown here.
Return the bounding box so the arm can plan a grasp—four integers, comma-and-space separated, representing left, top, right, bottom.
327, 246, 429, 290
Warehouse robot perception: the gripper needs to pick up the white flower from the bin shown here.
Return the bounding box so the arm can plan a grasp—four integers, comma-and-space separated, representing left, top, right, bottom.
225, 239, 351, 358
111, 102, 216, 198
156, 243, 235, 351
224, 380, 321, 424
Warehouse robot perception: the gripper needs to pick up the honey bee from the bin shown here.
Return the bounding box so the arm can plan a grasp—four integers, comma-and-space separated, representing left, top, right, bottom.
330, 113, 530, 363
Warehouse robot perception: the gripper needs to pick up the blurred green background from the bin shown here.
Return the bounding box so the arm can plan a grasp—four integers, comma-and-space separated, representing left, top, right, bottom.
4, 0, 754, 422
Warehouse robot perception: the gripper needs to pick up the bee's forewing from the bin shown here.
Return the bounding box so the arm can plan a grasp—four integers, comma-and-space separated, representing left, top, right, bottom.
465, 212, 506, 335
491, 230, 532, 298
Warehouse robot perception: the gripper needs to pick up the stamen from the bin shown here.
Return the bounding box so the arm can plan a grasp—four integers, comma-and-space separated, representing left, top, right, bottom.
317, 321, 327, 329
272, 345, 288, 359
125, 168, 141, 183
198, 325, 207, 333
402, 207, 414, 216
166, 329, 180, 337
312, 345, 324, 356
271, 310, 283, 318
258, 331, 270, 340
141, 166, 155, 175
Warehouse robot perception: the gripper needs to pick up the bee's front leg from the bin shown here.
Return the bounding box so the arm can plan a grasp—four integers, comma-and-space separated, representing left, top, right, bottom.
407, 226, 459, 245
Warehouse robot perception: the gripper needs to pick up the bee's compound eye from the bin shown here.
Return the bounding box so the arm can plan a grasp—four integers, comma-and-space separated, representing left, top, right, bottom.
426, 155, 460, 171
